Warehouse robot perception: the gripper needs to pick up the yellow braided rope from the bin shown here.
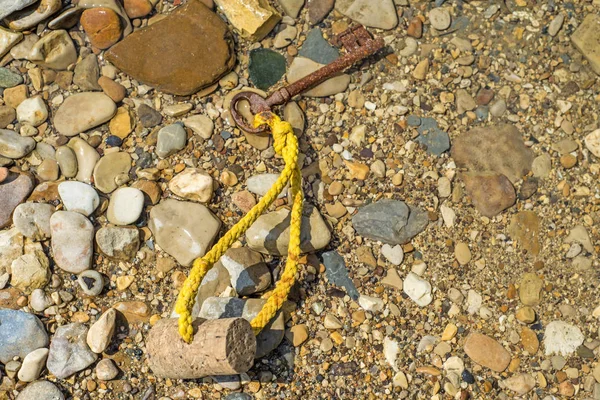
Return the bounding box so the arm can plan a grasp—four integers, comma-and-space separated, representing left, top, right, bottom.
175, 111, 303, 343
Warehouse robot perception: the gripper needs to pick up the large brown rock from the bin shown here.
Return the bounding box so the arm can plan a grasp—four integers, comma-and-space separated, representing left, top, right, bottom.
105, 0, 235, 95
452, 124, 533, 184
464, 332, 511, 372
461, 172, 516, 217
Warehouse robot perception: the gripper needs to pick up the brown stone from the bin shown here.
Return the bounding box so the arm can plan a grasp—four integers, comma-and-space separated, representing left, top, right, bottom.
407, 17, 423, 38
0, 167, 7, 183
113, 301, 150, 324
463, 332, 511, 372
81, 7, 122, 50
98, 76, 126, 102
131, 179, 162, 205
461, 172, 516, 217
508, 211, 540, 256
0, 171, 34, 229
451, 124, 533, 184
520, 327, 539, 354
0, 106, 16, 129
4, 85, 29, 109
0, 287, 24, 309
27, 181, 60, 202
307, 0, 334, 25
106, 0, 235, 95
124, 0, 153, 18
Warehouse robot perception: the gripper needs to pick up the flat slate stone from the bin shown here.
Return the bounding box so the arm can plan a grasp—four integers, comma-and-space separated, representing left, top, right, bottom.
248, 48, 286, 91
571, 14, 600, 75
322, 251, 359, 300
298, 28, 339, 65
106, 0, 235, 95
0, 309, 49, 363
0, 67, 24, 88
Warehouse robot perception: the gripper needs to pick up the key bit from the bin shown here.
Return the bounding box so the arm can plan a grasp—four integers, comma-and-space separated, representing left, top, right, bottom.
231, 25, 385, 134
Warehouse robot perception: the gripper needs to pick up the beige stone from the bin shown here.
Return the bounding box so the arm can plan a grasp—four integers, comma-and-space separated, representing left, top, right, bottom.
214, 0, 280, 41
29, 30, 77, 70
571, 14, 600, 75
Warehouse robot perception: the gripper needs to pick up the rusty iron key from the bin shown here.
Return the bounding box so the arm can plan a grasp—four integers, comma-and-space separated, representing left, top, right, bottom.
230, 25, 385, 134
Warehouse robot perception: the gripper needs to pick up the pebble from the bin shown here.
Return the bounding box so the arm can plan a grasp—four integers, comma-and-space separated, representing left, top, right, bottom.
246, 205, 331, 256
13, 202, 55, 241
0, 227, 24, 273
148, 199, 221, 266
47, 323, 97, 379
274, 24, 297, 49
98, 76, 126, 103
407, 17, 423, 38
96, 226, 140, 261
92, 151, 132, 193
585, 129, 600, 158
544, 321, 584, 356
0, 172, 34, 229
10, 250, 50, 292
77, 270, 104, 296
519, 272, 543, 306
502, 373, 535, 395
403, 272, 432, 307
29, 30, 77, 70
0, 309, 48, 363
50, 211, 94, 273
199, 297, 284, 358
0, 0, 36, 21
218, 247, 271, 296
58, 181, 99, 216
96, 358, 119, 381
108, 107, 134, 139
16, 97, 47, 127
168, 168, 213, 203
87, 309, 116, 354
73, 54, 101, 91
183, 115, 214, 139
15, 381, 64, 400
521, 326, 539, 354
352, 200, 428, 245
454, 242, 471, 265
463, 332, 511, 372
516, 306, 536, 323
156, 124, 187, 158
55, 145, 78, 178
18, 348, 49, 382
0, 129, 36, 159
381, 244, 403, 265
460, 172, 516, 217
137, 104, 162, 128
358, 295, 384, 311
286, 324, 309, 346
80, 7, 122, 49
0, 67, 24, 88
412, 59, 429, 80
30, 288, 52, 312
53, 93, 117, 137
335, 0, 397, 30
429, 8, 452, 30
323, 250, 359, 299
107, 187, 144, 225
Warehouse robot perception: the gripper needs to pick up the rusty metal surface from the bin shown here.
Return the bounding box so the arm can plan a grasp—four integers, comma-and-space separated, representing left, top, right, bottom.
230, 25, 385, 133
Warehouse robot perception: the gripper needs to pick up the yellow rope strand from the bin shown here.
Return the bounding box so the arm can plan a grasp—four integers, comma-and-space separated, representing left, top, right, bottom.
175, 111, 303, 343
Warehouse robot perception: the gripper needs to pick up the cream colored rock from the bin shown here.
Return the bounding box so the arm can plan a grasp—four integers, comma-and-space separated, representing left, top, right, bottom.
585, 129, 600, 158
29, 30, 77, 70
16, 96, 48, 127
54, 92, 117, 137
168, 168, 213, 203
6, 0, 62, 31
0, 27, 23, 58
287, 57, 350, 97
571, 14, 600, 75
68, 138, 99, 184
335, 0, 398, 30
148, 199, 221, 266
214, 0, 280, 41
93, 152, 132, 193
87, 309, 116, 353
246, 204, 331, 256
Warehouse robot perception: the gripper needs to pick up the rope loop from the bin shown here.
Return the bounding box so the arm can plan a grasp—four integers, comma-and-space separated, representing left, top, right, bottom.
175, 111, 303, 343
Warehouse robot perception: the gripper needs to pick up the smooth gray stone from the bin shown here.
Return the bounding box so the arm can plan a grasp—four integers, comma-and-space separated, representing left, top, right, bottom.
46, 322, 97, 379
0, 309, 49, 363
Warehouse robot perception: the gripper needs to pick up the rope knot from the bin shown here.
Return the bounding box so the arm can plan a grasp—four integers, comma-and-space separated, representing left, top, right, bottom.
254, 111, 295, 156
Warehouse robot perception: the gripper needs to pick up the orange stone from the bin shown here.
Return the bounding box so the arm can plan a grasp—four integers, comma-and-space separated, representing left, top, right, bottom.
81, 7, 123, 50
124, 0, 153, 18
464, 332, 511, 372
